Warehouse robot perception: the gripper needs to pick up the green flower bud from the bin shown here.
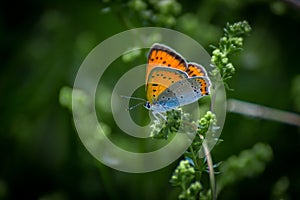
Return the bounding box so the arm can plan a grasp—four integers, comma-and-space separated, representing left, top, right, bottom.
212, 49, 221, 55
220, 37, 228, 43
200, 118, 208, 126
225, 62, 233, 69
221, 57, 228, 64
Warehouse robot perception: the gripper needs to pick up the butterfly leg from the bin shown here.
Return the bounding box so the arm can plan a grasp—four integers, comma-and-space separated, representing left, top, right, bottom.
158, 112, 167, 121
152, 111, 160, 121
152, 111, 167, 121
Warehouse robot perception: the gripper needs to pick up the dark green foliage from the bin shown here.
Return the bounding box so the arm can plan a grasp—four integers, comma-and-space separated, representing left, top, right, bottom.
218, 143, 273, 192
1, 0, 300, 199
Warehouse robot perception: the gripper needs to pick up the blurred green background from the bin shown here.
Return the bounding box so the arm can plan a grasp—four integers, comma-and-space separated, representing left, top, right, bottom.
1, 0, 300, 199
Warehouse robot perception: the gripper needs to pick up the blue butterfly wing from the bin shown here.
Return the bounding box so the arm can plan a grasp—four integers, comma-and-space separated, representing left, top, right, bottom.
156, 76, 211, 109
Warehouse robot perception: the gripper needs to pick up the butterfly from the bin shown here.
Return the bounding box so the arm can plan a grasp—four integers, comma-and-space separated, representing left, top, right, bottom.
143, 43, 211, 119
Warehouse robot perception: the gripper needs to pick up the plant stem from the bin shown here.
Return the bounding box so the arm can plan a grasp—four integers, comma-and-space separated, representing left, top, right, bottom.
189, 145, 201, 180
201, 135, 216, 200
227, 98, 300, 126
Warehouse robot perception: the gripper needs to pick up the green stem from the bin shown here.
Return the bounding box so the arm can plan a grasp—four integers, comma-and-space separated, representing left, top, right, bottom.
201, 138, 216, 200
188, 145, 201, 180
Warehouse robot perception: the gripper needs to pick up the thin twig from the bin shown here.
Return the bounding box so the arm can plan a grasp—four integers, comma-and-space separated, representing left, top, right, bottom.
200, 135, 216, 200
227, 98, 300, 127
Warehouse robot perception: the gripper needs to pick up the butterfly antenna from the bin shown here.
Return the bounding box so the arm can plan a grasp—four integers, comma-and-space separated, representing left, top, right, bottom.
120, 95, 147, 102
127, 102, 145, 111
120, 95, 147, 111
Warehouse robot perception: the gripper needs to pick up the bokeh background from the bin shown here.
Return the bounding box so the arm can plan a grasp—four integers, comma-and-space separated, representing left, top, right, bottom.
1, 0, 300, 199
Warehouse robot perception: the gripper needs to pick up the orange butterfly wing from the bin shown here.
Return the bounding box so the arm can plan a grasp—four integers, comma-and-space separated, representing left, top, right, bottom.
146, 67, 188, 103
186, 63, 210, 95
191, 77, 211, 96
186, 62, 208, 77
146, 44, 187, 84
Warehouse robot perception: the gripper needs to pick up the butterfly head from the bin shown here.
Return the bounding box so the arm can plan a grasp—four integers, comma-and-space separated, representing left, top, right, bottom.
145, 101, 151, 109
144, 100, 172, 113
144, 101, 169, 120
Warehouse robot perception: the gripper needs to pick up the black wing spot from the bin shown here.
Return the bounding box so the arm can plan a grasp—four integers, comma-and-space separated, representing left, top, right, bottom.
156, 57, 158, 59
160, 57, 163, 60
168, 64, 171, 66
153, 89, 157, 92
153, 94, 156, 97
163, 61, 166, 64
167, 97, 171, 100
151, 58, 154, 61
152, 83, 158, 86
180, 95, 183, 98
163, 76, 167, 79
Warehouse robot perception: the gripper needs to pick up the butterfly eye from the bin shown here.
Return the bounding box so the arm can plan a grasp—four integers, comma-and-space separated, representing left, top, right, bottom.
145, 102, 151, 109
